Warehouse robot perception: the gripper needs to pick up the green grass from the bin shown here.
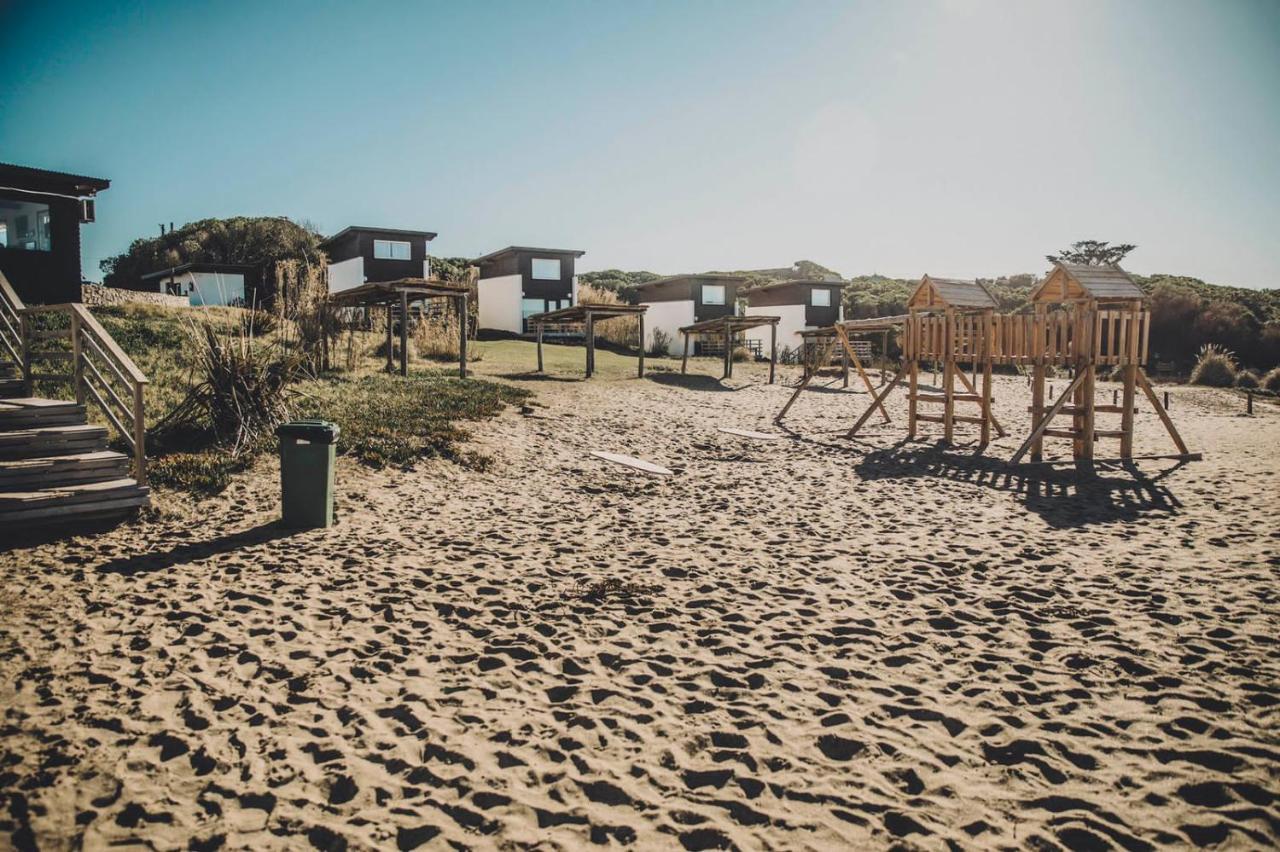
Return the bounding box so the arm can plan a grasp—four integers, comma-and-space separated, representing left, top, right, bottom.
471, 338, 708, 380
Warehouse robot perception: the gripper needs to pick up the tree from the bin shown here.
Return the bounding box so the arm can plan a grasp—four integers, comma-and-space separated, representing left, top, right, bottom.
1046, 240, 1136, 266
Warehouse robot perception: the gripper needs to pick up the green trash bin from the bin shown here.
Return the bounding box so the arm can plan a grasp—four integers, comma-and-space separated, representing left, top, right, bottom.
277, 420, 340, 528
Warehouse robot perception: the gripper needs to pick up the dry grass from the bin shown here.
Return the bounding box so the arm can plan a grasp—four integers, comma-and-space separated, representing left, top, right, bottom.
578, 283, 640, 349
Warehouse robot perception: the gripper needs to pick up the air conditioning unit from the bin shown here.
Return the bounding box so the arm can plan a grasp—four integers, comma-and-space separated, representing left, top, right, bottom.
80, 198, 96, 223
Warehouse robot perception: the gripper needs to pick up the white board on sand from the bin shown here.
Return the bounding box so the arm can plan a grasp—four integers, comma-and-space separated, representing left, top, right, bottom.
589, 451, 674, 476
718, 427, 782, 441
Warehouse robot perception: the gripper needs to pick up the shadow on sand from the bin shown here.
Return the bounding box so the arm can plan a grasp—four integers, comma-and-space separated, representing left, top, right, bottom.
96, 520, 299, 576
646, 373, 741, 392
773, 427, 1187, 529
494, 371, 586, 383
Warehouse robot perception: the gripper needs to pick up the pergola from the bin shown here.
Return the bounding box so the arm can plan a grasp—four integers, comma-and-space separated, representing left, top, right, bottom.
678, 315, 781, 382
326, 278, 471, 378
776, 315, 908, 425
527, 303, 649, 378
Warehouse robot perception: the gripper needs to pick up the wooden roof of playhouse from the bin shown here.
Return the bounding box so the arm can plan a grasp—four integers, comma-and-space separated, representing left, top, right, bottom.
1029, 262, 1144, 304
908, 275, 997, 311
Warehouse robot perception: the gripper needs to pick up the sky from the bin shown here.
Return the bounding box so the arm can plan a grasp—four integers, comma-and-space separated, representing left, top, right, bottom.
2, 0, 1278, 288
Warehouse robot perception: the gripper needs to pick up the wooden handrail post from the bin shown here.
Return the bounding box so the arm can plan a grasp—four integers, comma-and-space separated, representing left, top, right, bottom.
21, 312, 32, 397
71, 309, 86, 405
133, 382, 147, 484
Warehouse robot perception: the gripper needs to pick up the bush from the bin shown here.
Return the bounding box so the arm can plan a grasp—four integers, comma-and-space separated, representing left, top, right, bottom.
1235, 369, 1260, 389
648, 327, 673, 357
414, 314, 479, 362
577, 283, 639, 348
149, 451, 241, 495
732, 346, 752, 362
1189, 343, 1237, 387
1263, 367, 1280, 393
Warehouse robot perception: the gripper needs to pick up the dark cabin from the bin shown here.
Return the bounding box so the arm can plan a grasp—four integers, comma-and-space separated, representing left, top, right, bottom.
321, 226, 437, 292
631, 274, 745, 322
0, 163, 110, 304
473, 246, 585, 334
744, 279, 844, 327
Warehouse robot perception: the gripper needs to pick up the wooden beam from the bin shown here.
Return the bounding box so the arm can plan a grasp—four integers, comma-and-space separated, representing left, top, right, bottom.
943, 308, 955, 444
1011, 370, 1087, 464
835, 325, 890, 423
585, 311, 595, 378
775, 337, 834, 424
1136, 368, 1189, 455
399, 290, 409, 376
954, 369, 1005, 437
385, 305, 393, 373
847, 368, 905, 438
536, 321, 544, 372
637, 311, 645, 378
681, 330, 690, 375
723, 323, 731, 379
458, 294, 468, 379
769, 322, 777, 385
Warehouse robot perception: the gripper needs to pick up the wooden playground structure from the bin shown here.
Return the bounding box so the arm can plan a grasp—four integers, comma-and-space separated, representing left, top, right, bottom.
780, 264, 1195, 465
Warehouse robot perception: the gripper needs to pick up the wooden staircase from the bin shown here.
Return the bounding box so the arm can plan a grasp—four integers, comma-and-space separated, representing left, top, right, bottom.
0, 272, 151, 529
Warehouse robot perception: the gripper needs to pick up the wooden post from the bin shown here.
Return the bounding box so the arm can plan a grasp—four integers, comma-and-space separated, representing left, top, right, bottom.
1137, 368, 1190, 455
841, 342, 849, 388
1119, 299, 1139, 457
458, 294, 468, 379
723, 322, 731, 379
681, 330, 690, 375
768, 322, 777, 385
536, 321, 544, 373
585, 311, 595, 378
907, 313, 919, 439
943, 308, 955, 444
980, 309, 992, 446
21, 313, 32, 397
71, 310, 85, 405
384, 304, 393, 373
399, 290, 409, 376
881, 330, 889, 385
637, 311, 645, 378
848, 369, 906, 438
1030, 305, 1046, 462
132, 382, 147, 485
836, 324, 890, 423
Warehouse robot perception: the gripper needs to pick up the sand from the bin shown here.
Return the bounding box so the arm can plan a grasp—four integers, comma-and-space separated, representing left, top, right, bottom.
2, 362, 1278, 850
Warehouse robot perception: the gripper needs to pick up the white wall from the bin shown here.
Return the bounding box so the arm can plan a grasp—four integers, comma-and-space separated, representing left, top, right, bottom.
477, 273, 523, 333
328, 257, 364, 293
156, 271, 246, 306
640, 299, 694, 356
745, 304, 809, 357
423, 257, 432, 279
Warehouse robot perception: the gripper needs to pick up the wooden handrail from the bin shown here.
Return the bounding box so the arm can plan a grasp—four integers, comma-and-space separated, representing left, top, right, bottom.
19, 301, 149, 484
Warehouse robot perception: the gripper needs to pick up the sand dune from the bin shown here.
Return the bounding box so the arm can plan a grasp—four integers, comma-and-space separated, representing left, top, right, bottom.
2, 365, 1278, 849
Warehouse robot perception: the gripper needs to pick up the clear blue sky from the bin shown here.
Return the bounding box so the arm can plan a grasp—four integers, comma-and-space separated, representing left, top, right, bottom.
3, 0, 1278, 287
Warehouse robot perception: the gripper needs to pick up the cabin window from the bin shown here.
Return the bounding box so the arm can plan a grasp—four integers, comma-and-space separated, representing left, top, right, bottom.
701, 284, 726, 305
811, 288, 831, 307
531, 258, 561, 280
374, 239, 412, 260
0, 200, 52, 251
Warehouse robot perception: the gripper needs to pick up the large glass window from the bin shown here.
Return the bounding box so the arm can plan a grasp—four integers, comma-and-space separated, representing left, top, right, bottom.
531, 258, 561, 280
701, 283, 726, 305
0, 200, 52, 252
374, 239, 411, 260
811, 288, 831, 307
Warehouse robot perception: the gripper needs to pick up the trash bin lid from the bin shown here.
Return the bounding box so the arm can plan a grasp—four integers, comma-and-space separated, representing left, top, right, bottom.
277, 419, 341, 443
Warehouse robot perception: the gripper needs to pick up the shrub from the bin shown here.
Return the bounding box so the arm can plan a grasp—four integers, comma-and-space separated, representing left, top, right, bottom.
648, 327, 673, 357
1263, 367, 1280, 393
414, 314, 479, 362
1235, 369, 1260, 389
577, 283, 639, 349
731, 346, 752, 362
149, 451, 240, 495
1189, 343, 1237, 387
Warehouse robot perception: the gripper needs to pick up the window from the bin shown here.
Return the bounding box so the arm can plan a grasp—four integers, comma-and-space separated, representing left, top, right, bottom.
811, 288, 831, 307
0, 200, 52, 252
531, 257, 561, 280
701, 284, 726, 305
374, 239, 411, 260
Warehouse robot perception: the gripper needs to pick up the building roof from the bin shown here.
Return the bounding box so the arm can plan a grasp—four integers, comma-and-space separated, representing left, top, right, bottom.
319, 226, 438, 248
471, 246, 586, 265
0, 162, 110, 197
1030, 261, 1144, 303
908, 275, 997, 310
632, 273, 748, 293
140, 262, 258, 281
742, 278, 843, 295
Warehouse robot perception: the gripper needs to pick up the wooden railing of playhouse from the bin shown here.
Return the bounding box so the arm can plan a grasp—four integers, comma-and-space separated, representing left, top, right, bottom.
903, 308, 1150, 367
1, 276, 149, 484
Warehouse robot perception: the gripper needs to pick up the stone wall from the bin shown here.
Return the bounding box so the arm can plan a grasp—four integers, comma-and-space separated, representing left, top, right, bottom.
81, 284, 190, 309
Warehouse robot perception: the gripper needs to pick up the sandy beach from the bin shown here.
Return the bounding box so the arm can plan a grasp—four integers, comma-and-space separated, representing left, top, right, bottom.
2, 357, 1278, 850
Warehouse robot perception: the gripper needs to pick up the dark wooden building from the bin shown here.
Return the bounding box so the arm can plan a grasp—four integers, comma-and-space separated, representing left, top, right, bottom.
633, 273, 747, 356
743, 279, 845, 354
473, 246, 585, 334
0, 163, 109, 304
322, 226, 437, 293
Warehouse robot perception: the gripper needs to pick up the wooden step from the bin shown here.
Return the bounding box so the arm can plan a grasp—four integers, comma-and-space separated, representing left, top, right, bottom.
0, 424, 109, 459
0, 450, 130, 488
0, 397, 86, 428
0, 378, 23, 399
0, 478, 150, 524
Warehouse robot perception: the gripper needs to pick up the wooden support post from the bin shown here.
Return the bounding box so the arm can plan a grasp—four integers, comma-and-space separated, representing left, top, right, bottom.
943, 309, 956, 444
1030, 305, 1046, 462
776, 338, 834, 424
71, 309, 85, 405
835, 325, 890, 423
723, 323, 731, 379
585, 311, 595, 378
847, 369, 905, 438
907, 313, 919, 439
980, 310, 992, 446
1137, 368, 1190, 455
841, 342, 849, 388
1120, 301, 1138, 457
399, 290, 409, 376
458, 294, 468, 379
637, 312, 645, 378
385, 304, 393, 373
681, 331, 690, 375
1011, 371, 1088, 464
132, 382, 147, 485
769, 323, 777, 384
956, 369, 1005, 437
536, 321, 544, 373
881, 330, 889, 385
